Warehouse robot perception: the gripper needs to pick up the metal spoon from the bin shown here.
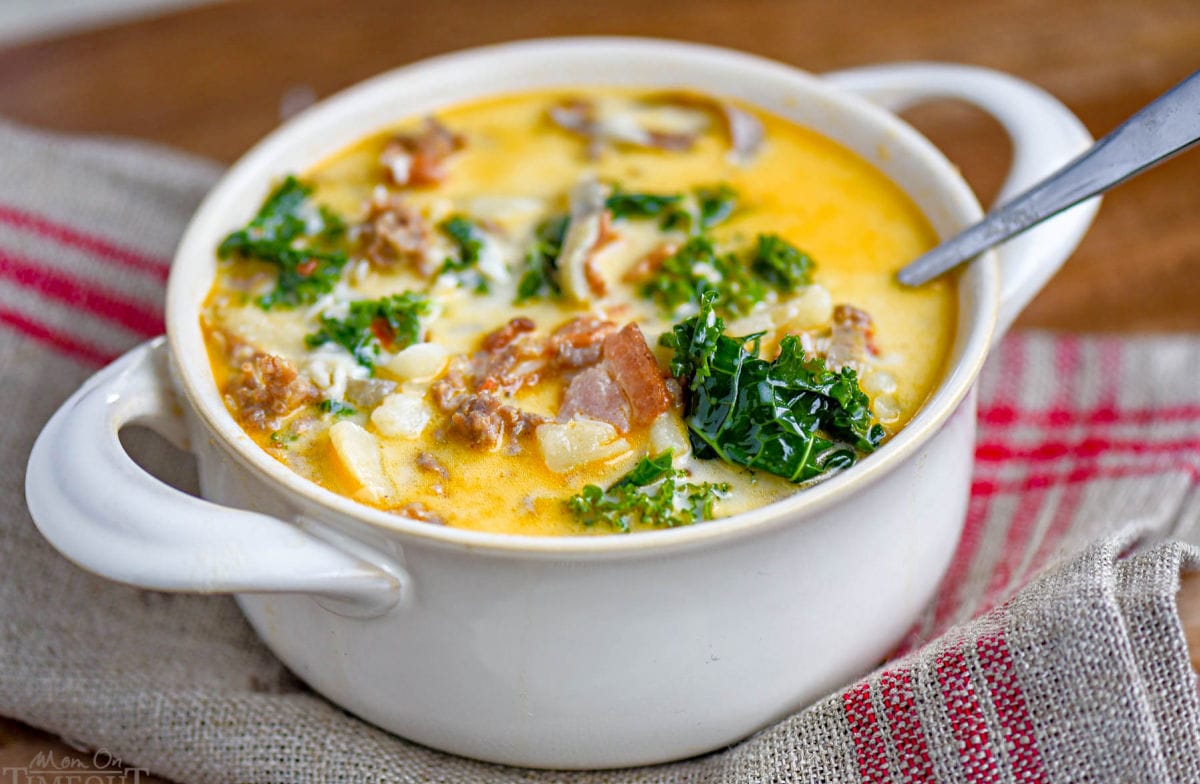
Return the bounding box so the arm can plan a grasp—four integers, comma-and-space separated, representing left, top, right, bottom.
898, 69, 1200, 287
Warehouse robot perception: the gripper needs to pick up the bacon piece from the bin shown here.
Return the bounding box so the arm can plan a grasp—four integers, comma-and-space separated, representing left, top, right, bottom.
644, 129, 696, 150
359, 191, 431, 272
551, 92, 763, 164
559, 178, 613, 302
548, 316, 617, 369
826, 304, 878, 371
381, 117, 465, 187
549, 100, 604, 159
601, 324, 672, 426
481, 317, 537, 352
719, 102, 765, 164
559, 366, 630, 432
225, 352, 319, 431
623, 241, 679, 284
554, 322, 671, 433
643, 91, 765, 164
548, 98, 703, 157
583, 211, 616, 297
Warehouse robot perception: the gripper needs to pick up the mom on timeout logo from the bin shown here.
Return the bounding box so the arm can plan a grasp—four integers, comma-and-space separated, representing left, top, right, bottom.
1, 749, 147, 784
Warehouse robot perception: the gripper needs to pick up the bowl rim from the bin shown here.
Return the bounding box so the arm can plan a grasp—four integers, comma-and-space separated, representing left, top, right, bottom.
166, 36, 997, 556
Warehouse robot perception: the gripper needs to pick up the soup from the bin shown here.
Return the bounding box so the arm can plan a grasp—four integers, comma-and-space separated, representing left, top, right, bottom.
202, 88, 955, 536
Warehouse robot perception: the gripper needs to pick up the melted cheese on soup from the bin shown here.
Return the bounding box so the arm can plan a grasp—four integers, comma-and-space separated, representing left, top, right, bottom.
202, 88, 955, 536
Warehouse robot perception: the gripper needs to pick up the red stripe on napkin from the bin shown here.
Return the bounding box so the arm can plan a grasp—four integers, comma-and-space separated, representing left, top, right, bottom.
879, 668, 935, 782
976, 628, 1048, 782
0, 249, 164, 338
0, 305, 116, 365
844, 681, 891, 783
936, 645, 1000, 781
976, 437, 1200, 463
978, 403, 1200, 427
973, 461, 1200, 498
0, 203, 169, 281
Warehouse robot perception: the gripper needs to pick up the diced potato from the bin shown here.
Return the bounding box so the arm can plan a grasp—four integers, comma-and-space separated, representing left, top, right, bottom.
774, 284, 833, 332
874, 395, 901, 424
463, 195, 546, 230
385, 342, 448, 381
371, 393, 433, 439
649, 412, 691, 459
536, 419, 631, 473
726, 310, 774, 337
328, 421, 393, 504
861, 370, 897, 397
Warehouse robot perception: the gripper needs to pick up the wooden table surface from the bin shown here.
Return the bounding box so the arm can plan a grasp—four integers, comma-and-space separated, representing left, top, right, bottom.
1, 0, 1198, 778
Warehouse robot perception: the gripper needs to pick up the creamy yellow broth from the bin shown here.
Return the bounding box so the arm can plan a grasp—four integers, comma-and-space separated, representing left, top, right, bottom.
203, 88, 955, 536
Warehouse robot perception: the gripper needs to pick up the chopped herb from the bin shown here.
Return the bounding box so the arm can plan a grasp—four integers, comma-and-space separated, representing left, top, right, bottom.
268, 428, 299, 446
603, 183, 738, 235
661, 183, 739, 234
305, 292, 431, 370
567, 450, 729, 532
660, 292, 884, 483
217, 175, 349, 309
439, 215, 490, 293
750, 233, 814, 290
318, 399, 357, 417
515, 214, 570, 303
605, 188, 682, 220
642, 236, 766, 317
695, 184, 739, 230
643, 233, 816, 318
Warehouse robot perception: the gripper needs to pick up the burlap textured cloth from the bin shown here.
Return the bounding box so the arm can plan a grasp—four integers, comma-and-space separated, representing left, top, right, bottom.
2, 117, 1200, 783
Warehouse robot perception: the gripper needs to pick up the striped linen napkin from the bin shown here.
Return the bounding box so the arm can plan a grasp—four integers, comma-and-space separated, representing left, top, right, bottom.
2, 116, 1199, 783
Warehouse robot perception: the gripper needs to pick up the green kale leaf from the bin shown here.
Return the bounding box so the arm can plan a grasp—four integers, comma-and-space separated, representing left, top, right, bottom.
644, 232, 816, 318
606, 183, 738, 235
605, 188, 683, 220
660, 290, 727, 382
567, 450, 729, 532
750, 233, 814, 290
515, 214, 570, 303
660, 295, 884, 483
217, 175, 349, 309
305, 292, 431, 370
641, 235, 767, 317
695, 183, 739, 231
438, 215, 492, 293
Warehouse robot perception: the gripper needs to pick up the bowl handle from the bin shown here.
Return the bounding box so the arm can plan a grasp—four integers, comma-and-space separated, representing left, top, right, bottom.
25, 338, 403, 616
824, 62, 1100, 341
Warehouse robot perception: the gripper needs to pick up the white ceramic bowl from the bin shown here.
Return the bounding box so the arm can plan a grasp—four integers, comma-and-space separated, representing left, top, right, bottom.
25, 38, 1098, 769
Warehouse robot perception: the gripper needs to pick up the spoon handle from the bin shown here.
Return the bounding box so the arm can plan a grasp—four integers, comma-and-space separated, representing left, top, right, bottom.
898, 69, 1200, 286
